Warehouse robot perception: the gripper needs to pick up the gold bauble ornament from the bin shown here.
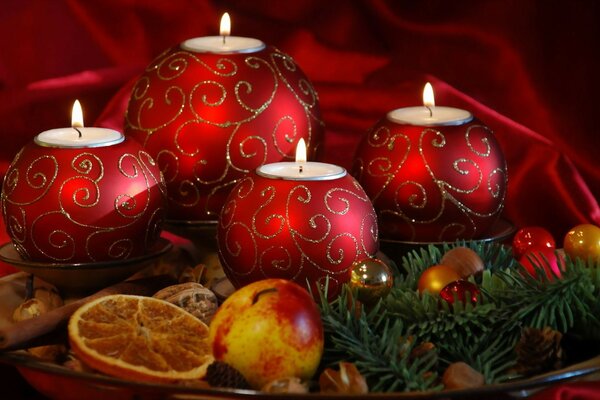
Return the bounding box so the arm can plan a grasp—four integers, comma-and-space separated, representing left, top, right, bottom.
417, 265, 461, 295
349, 258, 394, 304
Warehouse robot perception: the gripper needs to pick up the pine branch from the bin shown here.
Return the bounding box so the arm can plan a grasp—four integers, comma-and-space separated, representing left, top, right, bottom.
318, 286, 442, 392
483, 255, 596, 332
438, 331, 520, 384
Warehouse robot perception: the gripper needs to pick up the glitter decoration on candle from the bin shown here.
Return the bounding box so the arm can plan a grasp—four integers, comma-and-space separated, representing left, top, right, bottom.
125, 13, 323, 223
353, 83, 507, 241
1, 101, 166, 263
217, 140, 378, 299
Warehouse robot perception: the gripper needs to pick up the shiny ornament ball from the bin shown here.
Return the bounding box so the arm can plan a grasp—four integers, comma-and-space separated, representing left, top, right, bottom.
563, 224, 600, 262
519, 247, 562, 280
353, 116, 507, 241
440, 280, 480, 306
1, 139, 166, 263
125, 44, 324, 223
512, 226, 555, 259
417, 265, 461, 295
440, 247, 484, 278
349, 258, 394, 304
217, 171, 378, 300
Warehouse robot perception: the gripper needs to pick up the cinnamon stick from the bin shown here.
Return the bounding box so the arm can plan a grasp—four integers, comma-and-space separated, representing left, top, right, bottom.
0, 275, 175, 351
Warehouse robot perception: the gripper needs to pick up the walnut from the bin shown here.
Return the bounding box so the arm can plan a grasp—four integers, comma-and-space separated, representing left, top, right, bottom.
153, 282, 218, 324
319, 362, 368, 394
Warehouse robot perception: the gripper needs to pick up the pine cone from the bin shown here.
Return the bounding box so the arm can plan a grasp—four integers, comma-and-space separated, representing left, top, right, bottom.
205, 361, 251, 390
515, 327, 564, 375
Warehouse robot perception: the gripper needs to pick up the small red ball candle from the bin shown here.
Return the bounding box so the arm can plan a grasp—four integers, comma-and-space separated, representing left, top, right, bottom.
1, 101, 166, 263
217, 140, 378, 298
353, 83, 507, 241
125, 14, 324, 223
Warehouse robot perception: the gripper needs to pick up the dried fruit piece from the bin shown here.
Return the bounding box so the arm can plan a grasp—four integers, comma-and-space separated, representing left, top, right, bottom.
68, 294, 213, 382
319, 362, 368, 394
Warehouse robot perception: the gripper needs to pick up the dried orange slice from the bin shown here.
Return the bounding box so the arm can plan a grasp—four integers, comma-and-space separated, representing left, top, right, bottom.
68, 294, 213, 382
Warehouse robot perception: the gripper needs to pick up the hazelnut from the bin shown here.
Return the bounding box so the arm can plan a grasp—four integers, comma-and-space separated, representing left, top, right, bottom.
440, 247, 484, 278
442, 362, 485, 390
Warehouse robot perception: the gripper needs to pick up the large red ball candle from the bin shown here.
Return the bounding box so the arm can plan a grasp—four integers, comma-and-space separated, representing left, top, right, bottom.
125, 17, 323, 223
352, 84, 507, 241
1, 102, 166, 263
217, 146, 378, 298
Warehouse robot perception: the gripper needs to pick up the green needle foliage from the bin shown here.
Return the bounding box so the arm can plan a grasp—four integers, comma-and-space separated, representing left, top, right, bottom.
318, 286, 442, 392
317, 242, 600, 392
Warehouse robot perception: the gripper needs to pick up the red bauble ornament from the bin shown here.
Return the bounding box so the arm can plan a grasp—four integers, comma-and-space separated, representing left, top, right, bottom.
1, 139, 166, 263
216, 171, 378, 299
440, 280, 480, 306
353, 115, 507, 241
563, 224, 600, 262
512, 226, 555, 259
519, 247, 562, 280
125, 44, 324, 222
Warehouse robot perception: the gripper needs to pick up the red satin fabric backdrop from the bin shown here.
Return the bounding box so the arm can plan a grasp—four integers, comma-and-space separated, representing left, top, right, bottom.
0, 0, 599, 396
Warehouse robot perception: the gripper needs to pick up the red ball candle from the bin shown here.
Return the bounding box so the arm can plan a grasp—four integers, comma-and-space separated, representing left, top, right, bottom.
125, 13, 324, 223
1, 101, 166, 263
353, 83, 507, 241
217, 140, 378, 299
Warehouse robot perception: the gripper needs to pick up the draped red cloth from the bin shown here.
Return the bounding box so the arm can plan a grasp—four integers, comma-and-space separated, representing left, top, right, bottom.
0, 0, 598, 397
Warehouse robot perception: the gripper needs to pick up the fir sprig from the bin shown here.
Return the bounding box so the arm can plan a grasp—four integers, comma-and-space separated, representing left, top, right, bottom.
438, 332, 520, 384
317, 242, 600, 393
483, 256, 596, 332
318, 286, 442, 392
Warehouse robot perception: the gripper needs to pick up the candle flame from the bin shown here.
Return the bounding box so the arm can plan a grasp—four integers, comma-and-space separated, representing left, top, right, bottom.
220, 12, 231, 37
295, 138, 307, 163
72, 100, 84, 128
423, 82, 435, 108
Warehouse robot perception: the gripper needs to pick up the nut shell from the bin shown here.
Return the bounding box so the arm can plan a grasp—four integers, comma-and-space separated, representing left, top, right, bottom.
440, 247, 484, 278
319, 362, 368, 394
154, 282, 218, 324
442, 362, 485, 390
262, 377, 309, 394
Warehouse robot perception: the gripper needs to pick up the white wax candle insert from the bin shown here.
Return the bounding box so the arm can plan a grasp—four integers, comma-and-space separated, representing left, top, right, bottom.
181, 12, 265, 54
387, 106, 473, 126
257, 162, 347, 181
387, 82, 473, 126
181, 36, 265, 54
35, 128, 124, 148
34, 100, 124, 148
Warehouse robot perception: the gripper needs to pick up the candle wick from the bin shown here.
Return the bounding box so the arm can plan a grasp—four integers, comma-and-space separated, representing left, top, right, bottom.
299, 164, 303, 173
74, 127, 82, 138
222, 35, 226, 45
425, 105, 433, 118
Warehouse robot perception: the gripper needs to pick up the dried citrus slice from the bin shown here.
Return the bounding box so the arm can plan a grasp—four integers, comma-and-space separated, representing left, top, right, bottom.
68, 294, 213, 382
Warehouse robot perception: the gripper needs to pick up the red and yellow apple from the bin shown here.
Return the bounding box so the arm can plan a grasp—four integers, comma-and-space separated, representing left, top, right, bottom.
208, 279, 324, 389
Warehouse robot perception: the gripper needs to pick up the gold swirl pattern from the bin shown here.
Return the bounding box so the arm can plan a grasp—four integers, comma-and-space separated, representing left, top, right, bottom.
217, 174, 378, 299
353, 119, 507, 241
125, 45, 324, 222
0, 141, 166, 263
